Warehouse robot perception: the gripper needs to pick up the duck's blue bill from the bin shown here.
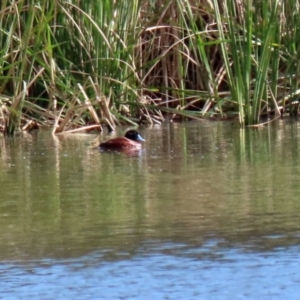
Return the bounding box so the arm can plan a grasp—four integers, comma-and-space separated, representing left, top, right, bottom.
136, 134, 145, 142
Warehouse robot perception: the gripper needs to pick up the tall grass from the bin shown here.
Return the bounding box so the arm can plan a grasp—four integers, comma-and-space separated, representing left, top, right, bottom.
1, 0, 300, 134
140, 0, 300, 125
212, 0, 281, 125
0, 0, 144, 135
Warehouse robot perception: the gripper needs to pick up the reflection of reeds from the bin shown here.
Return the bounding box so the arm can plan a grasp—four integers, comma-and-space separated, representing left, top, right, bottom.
1, 0, 300, 134
2, 122, 300, 259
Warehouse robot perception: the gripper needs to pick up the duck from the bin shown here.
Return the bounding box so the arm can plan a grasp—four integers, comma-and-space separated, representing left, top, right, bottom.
99, 130, 145, 150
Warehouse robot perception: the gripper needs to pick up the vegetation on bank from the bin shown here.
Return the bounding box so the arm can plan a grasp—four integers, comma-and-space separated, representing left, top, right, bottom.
0, 0, 300, 135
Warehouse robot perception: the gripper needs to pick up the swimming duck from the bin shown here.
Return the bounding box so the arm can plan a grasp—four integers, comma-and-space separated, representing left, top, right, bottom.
99, 130, 145, 150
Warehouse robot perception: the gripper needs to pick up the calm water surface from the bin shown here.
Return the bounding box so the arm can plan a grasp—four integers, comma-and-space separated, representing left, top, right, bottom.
1, 120, 300, 299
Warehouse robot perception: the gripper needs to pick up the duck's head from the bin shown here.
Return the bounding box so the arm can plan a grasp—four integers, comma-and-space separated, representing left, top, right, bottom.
125, 130, 145, 142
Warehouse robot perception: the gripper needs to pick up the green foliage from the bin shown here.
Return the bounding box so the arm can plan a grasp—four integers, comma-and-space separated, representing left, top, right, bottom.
0, 0, 143, 134
213, 0, 281, 125
1, 0, 300, 134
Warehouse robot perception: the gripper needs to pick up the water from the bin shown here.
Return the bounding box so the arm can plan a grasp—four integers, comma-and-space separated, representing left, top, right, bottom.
1, 120, 300, 299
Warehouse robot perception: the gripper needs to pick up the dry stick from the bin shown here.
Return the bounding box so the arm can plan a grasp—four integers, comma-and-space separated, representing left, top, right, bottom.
67, 105, 88, 126
247, 115, 281, 127
181, 97, 205, 110
162, 58, 169, 108
140, 106, 153, 125
278, 88, 300, 106
246, 85, 282, 128
101, 96, 117, 131
87, 77, 115, 130
26, 102, 57, 120
24, 68, 47, 128
268, 85, 282, 116
254, 84, 282, 122
8, 81, 27, 132
56, 124, 102, 135
107, 88, 120, 127
143, 95, 165, 122
0, 98, 9, 130
52, 103, 67, 135
27, 67, 46, 92
53, 94, 84, 134
78, 83, 102, 132
22, 120, 37, 131
33, 68, 59, 126
10, 81, 26, 112
48, 58, 56, 116
0, 105, 6, 131
137, 96, 155, 125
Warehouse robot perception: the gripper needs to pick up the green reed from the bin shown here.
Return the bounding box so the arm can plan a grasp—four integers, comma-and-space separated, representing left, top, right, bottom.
0, 0, 143, 134
1, 0, 300, 134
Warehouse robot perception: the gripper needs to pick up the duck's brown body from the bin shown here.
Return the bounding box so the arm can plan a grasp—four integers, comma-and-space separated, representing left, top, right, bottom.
100, 130, 145, 150
100, 137, 142, 149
